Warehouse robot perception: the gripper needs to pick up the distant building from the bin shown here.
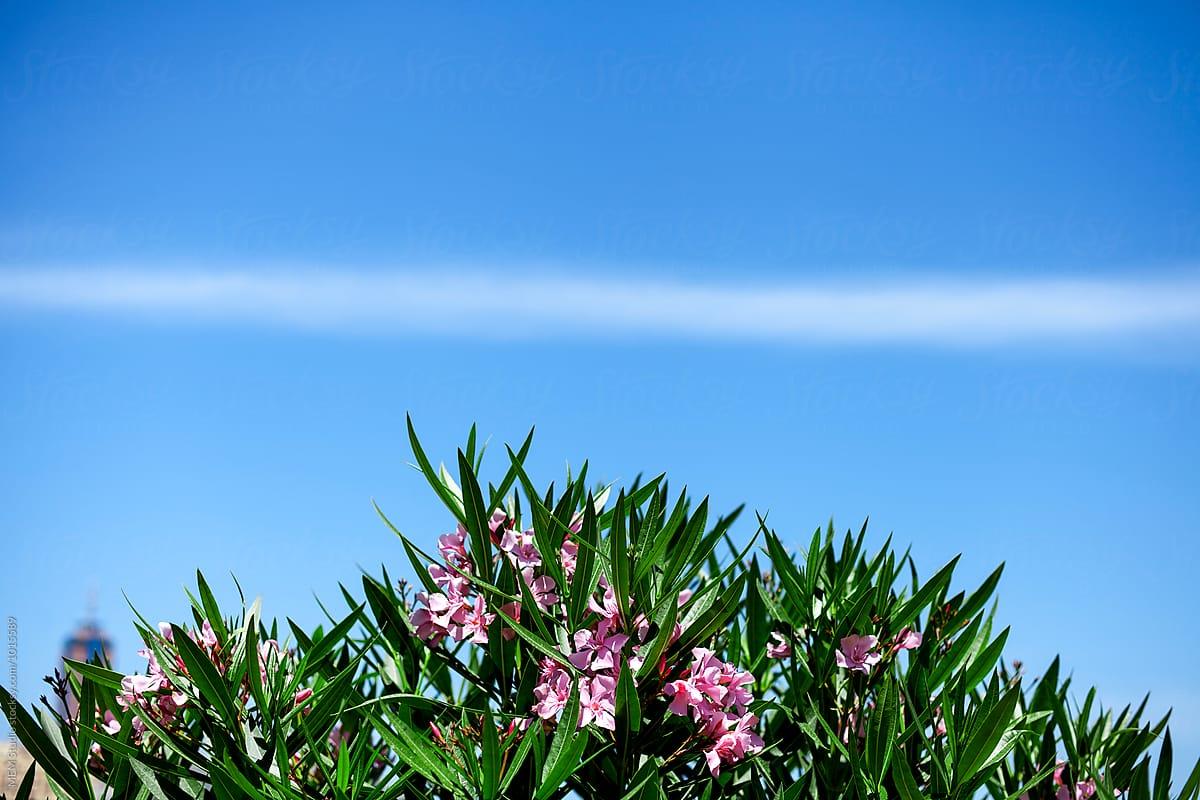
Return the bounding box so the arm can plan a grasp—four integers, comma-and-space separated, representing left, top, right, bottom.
3, 613, 115, 798
62, 620, 113, 666
60, 609, 114, 717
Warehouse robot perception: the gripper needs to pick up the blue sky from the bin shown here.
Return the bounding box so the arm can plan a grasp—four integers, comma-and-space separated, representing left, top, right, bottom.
2, 0, 1199, 772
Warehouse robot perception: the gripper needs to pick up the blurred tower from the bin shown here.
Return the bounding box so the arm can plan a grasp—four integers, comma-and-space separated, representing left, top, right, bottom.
60, 592, 114, 716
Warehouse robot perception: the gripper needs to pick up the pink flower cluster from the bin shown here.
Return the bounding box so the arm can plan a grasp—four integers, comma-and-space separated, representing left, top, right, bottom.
533, 661, 620, 731
662, 648, 763, 775
530, 578, 726, 766
531, 577, 648, 733
409, 508, 763, 777
1053, 762, 1097, 800
115, 619, 297, 744
409, 511, 563, 646
86, 710, 123, 769
115, 622, 193, 741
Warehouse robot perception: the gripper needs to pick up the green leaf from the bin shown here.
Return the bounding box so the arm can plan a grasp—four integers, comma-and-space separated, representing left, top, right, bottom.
616, 662, 641, 735
406, 414, 466, 523
569, 496, 601, 629
892, 555, 960, 631
495, 607, 571, 668
499, 726, 542, 795
622, 758, 663, 798
63, 657, 125, 691
1177, 751, 1200, 800
488, 427, 535, 515
598, 475, 663, 530
13, 762, 36, 800
674, 574, 746, 655
0, 685, 86, 800
367, 707, 465, 790
129, 759, 174, 800
955, 562, 1004, 625
195, 570, 228, 642
1154, 728, 1173, 800
866, 677, 900, 785
746, 556, 768, 664
481, 705, 501, 800
459, 448, 495, 584
243, 610, 269, 720
892, 754, 929, 800
634, 489, 688, 586
374, 500, 439, 595
637, 595, 678, 681
295, 604, 364, 676
609, 489, 632, 628
929, 613, 984, 690
171, 623, 239, 726
961, 626, 1011, 690
662, 498, 709, 590
955, 683, 1022, 786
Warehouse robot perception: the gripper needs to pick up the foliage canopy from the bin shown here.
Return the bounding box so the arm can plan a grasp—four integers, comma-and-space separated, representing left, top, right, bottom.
4, 419, 1195, 800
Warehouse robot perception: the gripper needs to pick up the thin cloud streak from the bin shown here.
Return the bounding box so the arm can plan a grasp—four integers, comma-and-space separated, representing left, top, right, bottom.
3, 266, 1200, 346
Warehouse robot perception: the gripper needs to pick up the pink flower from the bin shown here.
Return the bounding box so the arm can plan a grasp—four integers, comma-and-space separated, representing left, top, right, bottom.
766, 632, 792, 659
488, 509, 510, 537
437, 526, 471, 570
588, 577, 624, 628
157, 622, 174, 641
427, 563, 470, 596
663, 679, 703, 716
703, 713, 764, 776
135, 647, 164, 680
498, 601, 521, 641
722, 668, 755, 713
457, 594, 495, 644
293, 687, 313, 707
533, 667, 572, 720
117, 640, 194, 735
1053, 763, 1095, 800
117, 674, 160, 709
1056, 782, 1096, 800
559, 539, 579, 581
257, 638, 282, 684
410, 589, 469, 645
100, 710, 121, 735
522, 572, 559, 610
660, 647, 758, 741
689, 648, 730, 710
559, 544, 578, 582
835, 634, 881, 674
892, 627, 923, 652
579, 675, 617, 731
569, 629, 629, 672
155, 691, 187, 723
194, 620, 219, 649
499, 527, 542, 569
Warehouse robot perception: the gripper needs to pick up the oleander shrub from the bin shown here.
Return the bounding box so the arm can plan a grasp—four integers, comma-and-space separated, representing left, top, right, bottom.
3, 419, 1197, 800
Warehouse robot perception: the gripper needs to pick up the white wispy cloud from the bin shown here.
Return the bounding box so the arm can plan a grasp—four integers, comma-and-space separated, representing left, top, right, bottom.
2, 266, 1200, 347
